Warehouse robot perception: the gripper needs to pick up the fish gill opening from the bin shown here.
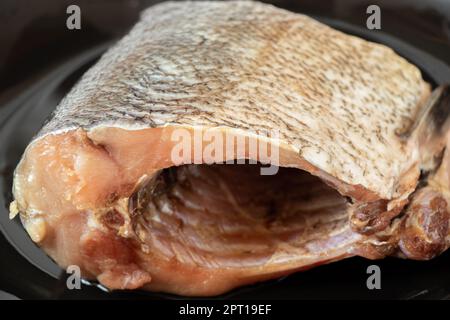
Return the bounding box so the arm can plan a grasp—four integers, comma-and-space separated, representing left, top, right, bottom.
126, 162, 350, 268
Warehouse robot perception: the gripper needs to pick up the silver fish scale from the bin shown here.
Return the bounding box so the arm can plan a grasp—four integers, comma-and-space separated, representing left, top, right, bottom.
36, 1, 428, 199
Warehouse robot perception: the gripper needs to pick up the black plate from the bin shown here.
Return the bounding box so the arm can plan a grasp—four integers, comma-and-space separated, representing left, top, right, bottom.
1, 0, 450, 300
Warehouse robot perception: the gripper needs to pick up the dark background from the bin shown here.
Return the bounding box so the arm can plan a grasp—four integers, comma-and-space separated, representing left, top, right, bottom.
0, 0, 450, 300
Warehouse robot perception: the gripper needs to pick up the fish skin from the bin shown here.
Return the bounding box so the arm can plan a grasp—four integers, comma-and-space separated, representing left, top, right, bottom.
36, 0, 428, 201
